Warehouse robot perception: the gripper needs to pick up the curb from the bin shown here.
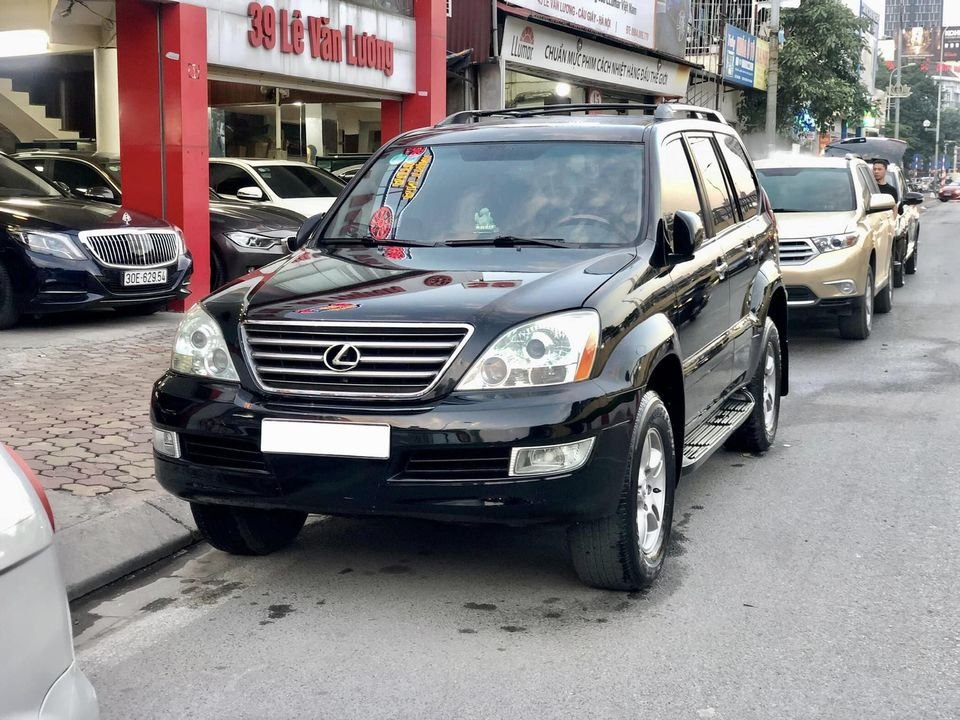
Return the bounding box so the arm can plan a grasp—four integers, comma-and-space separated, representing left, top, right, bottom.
57, 494, 201, 601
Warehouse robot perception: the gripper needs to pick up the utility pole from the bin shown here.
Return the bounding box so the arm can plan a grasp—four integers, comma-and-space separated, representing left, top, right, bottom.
934, 35, 945, 175
894, 0, 904, 139
765, 0, 781, 154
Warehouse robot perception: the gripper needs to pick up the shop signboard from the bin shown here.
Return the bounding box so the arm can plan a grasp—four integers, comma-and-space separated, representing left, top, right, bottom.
205, 0, 416, 95
944, 27, 960, 63
503, 0, 656, 50
721, 24, 767, 91
502, 17, 690, 98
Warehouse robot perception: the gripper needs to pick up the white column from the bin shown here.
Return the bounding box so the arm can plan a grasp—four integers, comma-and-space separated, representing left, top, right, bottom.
93, 47, 120, 155
304, 103, 324, 160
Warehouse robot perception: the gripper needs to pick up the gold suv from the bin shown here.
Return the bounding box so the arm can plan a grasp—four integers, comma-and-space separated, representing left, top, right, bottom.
756, 155, 898, 339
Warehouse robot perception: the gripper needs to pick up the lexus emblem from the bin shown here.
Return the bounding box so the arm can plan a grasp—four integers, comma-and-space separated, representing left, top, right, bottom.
323, 344, 361, 372
121, 211, 132, 225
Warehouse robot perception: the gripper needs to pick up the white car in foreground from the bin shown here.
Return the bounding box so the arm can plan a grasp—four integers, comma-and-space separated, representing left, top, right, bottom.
209, 158, 346, 219
0, 445, 99, 720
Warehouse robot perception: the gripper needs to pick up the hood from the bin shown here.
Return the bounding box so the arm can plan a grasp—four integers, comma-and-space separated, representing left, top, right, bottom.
206, 245, 636, 326
269, 197, 336, 219
776, 211, 859, 239
0, 197, 168, 233
210, 200, 303, 234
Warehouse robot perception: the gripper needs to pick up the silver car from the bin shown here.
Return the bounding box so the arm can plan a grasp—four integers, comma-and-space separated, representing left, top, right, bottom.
0, 445, 99, 719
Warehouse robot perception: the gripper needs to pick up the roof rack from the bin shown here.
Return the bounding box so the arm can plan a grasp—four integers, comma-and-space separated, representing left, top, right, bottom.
435, 102, 728, 127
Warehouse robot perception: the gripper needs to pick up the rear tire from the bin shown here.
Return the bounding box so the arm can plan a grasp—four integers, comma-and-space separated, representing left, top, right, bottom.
726, 320, 781, 454
0, 260, 22, 330
191, 503, 307, 555
568, 390, 677, 591
838, 266, 873, 340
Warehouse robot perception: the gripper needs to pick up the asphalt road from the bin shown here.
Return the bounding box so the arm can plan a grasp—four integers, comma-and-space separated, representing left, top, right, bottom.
74, 202, 960, 720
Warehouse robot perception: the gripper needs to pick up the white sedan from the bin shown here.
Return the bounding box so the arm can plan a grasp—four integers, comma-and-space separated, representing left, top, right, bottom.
0, 445, 99, 719
209, 158, 346, 219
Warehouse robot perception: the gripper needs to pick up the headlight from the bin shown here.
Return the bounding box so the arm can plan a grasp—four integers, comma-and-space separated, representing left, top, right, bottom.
9, 228, 85, 260
812, 233, 859, 253
169, 225, 187, 254
226, 231, 283, 250
171, 304, 239, 381
457, 310, 600, 390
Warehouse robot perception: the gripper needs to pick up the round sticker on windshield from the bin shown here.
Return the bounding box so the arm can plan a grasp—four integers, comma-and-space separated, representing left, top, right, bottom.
387, 153, 406, 165
369, 206, 394, 241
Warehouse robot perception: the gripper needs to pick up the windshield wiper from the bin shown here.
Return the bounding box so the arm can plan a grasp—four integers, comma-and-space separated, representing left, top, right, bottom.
322, 235, 429, 247
771, 208, 804, 213
443, 235, 568, 248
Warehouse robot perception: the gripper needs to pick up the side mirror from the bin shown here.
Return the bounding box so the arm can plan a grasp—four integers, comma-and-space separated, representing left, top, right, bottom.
667, 210, 705, 263
903, 191, 924, 206
286, 212, 325, 253
54, 180, 72, 196
236, 186, 265, 201
868, 193, 896, 213
84, 186, 116, 201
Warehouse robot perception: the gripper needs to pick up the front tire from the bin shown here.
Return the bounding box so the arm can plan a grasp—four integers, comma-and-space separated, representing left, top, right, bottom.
875, 257, 893, 314
726, 319, 781, 453
568, 391, 677, 591
191, 503, 307, 555
0, 260, 22, 330
906, 232, 918, 275
838, 266, 874, 340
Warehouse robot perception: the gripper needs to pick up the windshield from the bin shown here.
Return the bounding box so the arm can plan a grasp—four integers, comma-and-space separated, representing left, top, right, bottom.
254, 165, 344, 199
321, 142, 644, 247
756, 167, 855, 212
0, 155, 61, 198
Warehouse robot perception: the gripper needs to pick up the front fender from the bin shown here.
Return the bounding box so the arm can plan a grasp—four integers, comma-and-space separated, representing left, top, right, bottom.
597, 312, 681, 392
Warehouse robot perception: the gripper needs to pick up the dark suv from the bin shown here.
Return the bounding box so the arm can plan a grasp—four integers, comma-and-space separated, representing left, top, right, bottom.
151, 104, 789, 590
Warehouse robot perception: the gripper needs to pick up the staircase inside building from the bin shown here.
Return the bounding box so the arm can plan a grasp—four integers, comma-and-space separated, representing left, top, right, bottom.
0, 77, 80, 143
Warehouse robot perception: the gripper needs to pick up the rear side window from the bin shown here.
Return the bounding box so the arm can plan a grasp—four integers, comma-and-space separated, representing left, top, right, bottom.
687, 136, 736, 234
717, 135, 759, 219
210, 164, 257, 196
52, 160, 107, 193
659, 138, 704, 246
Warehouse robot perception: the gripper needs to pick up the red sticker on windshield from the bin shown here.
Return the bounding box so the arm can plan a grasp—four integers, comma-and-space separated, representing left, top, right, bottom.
404, 146, 426, 156
370, 206, 394, 241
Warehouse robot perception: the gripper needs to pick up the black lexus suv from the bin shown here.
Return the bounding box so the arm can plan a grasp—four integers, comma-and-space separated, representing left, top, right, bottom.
151, 104, 789, 591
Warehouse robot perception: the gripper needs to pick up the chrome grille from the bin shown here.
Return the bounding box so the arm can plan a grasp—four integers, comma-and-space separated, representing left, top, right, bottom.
243, 321, 473, 398
79, 229, 180, 268
778, 238, 818, 265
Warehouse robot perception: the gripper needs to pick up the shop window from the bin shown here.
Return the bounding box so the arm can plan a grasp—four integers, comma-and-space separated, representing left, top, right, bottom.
687, 136, 736, 235
210, 164, 259, 196
717, 135, 760, 220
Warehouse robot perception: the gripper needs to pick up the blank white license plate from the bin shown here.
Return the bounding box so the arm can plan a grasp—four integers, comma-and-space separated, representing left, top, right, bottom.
123, 269, 167, 286
260, 420, 391, 459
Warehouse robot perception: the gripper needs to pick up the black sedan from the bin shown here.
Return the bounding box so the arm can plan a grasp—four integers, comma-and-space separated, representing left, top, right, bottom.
0, 153, 192, 329
14, 150, 303, 288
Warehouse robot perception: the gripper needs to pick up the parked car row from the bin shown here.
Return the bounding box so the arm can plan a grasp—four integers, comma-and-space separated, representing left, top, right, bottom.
0, 152, 353, 329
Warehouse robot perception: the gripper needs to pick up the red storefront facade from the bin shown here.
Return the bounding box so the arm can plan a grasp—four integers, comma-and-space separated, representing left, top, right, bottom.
114, 0, 447, 307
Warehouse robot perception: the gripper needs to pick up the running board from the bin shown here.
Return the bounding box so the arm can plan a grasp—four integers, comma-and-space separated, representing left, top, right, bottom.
682, 390, 755, 472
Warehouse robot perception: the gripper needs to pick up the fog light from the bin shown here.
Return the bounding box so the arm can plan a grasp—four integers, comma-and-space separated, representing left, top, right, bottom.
826, 279, 857, 295
153, 428, 181, 459
510, 437, 596, 477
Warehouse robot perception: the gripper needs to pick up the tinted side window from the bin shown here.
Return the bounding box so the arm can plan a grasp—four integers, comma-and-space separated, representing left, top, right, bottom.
717, 135, 759, 219
210, 164, 257, 196
52, 160, 107, 193
687, 136, 736, 234
659, 138, 704, 246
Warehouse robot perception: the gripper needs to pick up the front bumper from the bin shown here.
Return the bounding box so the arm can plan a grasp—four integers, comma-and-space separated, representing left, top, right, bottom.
151, 374, 636, 526
782, 243, 870, 315
217, 240, 288, 283
24, 251, 193, 313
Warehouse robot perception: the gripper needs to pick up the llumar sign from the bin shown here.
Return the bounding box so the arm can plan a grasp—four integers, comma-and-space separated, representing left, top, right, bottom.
246, 2, 394, 77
